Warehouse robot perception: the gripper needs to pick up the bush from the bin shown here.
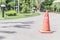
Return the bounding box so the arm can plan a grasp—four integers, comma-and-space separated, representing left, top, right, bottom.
5, 10, 17, 16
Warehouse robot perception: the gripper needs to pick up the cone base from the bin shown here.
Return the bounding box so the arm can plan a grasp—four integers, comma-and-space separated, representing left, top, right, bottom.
40, 30, 54, 33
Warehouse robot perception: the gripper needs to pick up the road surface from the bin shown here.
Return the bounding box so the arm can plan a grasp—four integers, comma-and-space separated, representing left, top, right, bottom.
0, 12, 60, 40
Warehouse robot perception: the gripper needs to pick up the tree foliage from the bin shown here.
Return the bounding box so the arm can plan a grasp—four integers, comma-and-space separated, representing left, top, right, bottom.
0, 0, 44, 13
41, 0, 54, 11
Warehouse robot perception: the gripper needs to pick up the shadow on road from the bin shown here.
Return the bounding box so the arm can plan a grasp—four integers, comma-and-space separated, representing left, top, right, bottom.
0, 21, 34, 24
0, 36, 5, 40
20, 21, 34, 24
13, 25, 31, 29
0, 31, 16, 34
1, 24, 31, 29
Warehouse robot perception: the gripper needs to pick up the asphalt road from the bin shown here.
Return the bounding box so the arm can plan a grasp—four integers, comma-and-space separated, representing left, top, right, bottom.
0, 12, 60, 40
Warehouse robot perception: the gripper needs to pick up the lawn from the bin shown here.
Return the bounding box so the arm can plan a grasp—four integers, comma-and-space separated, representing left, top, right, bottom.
0, 10, 40, 20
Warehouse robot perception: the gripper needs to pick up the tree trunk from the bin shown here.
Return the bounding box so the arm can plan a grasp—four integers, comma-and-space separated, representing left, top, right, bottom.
35, 0, 45, 12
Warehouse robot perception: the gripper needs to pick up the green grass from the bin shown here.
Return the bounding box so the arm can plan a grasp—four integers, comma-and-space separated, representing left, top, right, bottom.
0, 9, 40, 20
0, 13, 40, 20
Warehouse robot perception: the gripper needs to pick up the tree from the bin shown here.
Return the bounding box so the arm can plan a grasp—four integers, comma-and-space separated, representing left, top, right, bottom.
40, 0, 54, 11
1, 0, 42, 13
20, 0, 37, 13
35, 0, 44, 10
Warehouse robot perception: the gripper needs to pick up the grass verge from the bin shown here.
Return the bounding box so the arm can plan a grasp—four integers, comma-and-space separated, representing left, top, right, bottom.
0, 13, 40, 20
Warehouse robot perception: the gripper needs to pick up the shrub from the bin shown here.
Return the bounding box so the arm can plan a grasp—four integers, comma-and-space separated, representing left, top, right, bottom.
5, 10, 17, 16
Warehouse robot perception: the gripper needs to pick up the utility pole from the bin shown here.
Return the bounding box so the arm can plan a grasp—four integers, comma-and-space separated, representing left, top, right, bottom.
14, 0, 15, 10
18, 0, 20, 13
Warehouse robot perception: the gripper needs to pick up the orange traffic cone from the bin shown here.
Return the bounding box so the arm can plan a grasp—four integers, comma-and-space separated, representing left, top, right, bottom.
40, 10, 53, 33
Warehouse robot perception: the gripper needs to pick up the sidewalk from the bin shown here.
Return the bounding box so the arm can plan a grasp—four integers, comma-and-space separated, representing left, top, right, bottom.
0, 12, 60, 40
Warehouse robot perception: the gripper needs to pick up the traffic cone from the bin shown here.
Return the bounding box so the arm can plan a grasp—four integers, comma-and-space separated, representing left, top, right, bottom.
40, 10, 53, 33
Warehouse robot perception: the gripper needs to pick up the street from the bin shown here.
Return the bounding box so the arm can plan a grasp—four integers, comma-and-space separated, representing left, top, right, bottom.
0, 12, 60, 40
